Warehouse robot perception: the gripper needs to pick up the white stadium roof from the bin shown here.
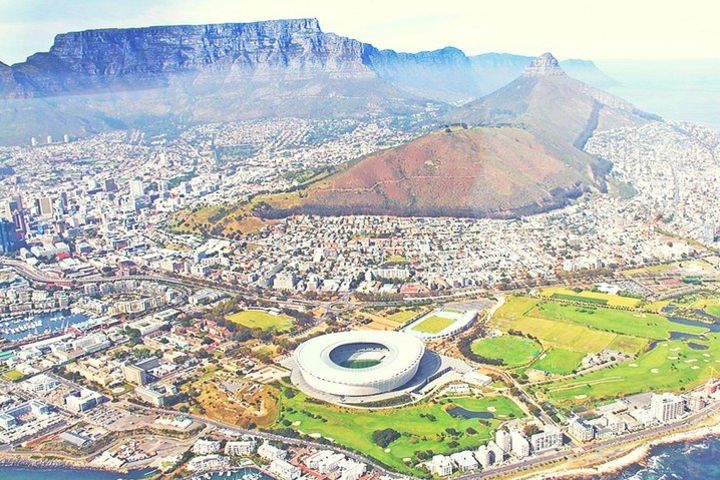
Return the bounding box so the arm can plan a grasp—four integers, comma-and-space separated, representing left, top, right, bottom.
293, 330, 425, 396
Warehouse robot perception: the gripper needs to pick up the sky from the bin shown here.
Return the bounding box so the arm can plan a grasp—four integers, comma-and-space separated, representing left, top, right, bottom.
1, 0, 719, 64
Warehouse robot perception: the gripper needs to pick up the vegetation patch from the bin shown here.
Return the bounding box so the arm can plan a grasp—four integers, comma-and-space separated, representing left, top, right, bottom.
471, 335, 541, 367
225, 310, 295, 332
274, 390, 523, 474
535, 335, 720, 409
530, 349, 585, 375
411, 315, 455, 334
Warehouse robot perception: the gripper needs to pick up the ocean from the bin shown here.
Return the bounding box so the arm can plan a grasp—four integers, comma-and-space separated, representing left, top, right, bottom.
597, 435, 720, 479
598, 59, 720, 129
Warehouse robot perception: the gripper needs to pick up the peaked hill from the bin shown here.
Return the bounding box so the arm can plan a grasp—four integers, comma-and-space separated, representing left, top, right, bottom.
251, 54, 659, 219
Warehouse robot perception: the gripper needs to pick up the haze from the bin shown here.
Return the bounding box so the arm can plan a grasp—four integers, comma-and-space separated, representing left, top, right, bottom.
1, 0, 719, 64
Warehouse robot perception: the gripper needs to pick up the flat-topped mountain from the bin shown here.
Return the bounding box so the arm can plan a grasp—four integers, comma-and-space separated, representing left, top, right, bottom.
0, 19, 620, 144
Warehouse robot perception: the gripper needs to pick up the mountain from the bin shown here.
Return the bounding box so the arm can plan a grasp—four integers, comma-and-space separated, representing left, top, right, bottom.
0, 19, 435, 144
0, 19, 621, 145
455, 53, 658, 148
367, 47, 480, 104
251, 54, 657, 219
470, 53, 619, 95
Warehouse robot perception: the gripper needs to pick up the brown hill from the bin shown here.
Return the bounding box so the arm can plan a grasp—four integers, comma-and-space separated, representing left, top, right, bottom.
253, 53, 658, 220
255, 126, 602, 219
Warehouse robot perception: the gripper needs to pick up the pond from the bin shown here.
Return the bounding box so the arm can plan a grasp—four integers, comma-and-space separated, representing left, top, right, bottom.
447, 406, 494, 419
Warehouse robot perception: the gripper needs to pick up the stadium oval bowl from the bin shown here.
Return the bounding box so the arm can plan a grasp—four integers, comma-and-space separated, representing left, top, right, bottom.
293, 330, 426, 397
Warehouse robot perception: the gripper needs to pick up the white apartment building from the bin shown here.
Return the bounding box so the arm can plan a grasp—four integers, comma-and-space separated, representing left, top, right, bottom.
429, 455, 453, 476
650, 393, 686, 422
269, 458, 301, 480
531, 427, 563, 452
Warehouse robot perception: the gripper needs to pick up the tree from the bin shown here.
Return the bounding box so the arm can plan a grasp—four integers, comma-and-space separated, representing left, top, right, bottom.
371, 428, 401, 448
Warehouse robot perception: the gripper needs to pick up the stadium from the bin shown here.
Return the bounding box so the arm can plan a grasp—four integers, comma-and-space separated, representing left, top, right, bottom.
292, 330, 440, 402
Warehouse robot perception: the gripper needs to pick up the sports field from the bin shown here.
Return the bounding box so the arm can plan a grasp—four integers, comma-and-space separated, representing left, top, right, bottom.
411, 315, 456, 333
275, 390, 523, 474
385, 309, 422, 324
471, 335, 541, 367
225, 309, 295, 331
535, 334, 720, 408
529, 349, 585, 375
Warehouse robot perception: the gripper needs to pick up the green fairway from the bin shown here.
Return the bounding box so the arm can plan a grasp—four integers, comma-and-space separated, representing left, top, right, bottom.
225, 309, 295, 331
531, 301, 707, 340
606, 335, 649, 355
492, 313, 617, 354
541, 287, 641, 308
412, 315, 455, 333
551, 293, 608, 305
535, 334, 720, 409
471, 335, 541, 367
530, 349, 585, 375
274, 391, 523, 474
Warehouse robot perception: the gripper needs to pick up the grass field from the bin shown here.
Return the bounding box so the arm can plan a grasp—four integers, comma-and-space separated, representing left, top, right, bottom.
492, 312, 617, 354
225, 310, 295, 331
530, 349, 585, 375
490, 296, 669, 356
540, 287, 642, 308
535, 334, 720, 409
275, 390, 523, 474
2, 369, 23, 382
690, 296, 720, 317
471, 335, 542, 367
385, 309, 422, 324
411, 315, 455, 334
530, 301, 706, 340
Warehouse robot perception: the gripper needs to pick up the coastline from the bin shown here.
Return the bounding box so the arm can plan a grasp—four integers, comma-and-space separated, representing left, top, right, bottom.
0, 455, 129, 474
531, 418, 720, 479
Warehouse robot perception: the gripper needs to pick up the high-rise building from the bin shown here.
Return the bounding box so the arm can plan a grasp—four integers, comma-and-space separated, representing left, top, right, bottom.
38, 196, 54, 217
510, 431, 530, 458
650, 393, 686, 422
103, 178, 118, 192
0, 219, 19, 253
569, 418, 595, 442
129, 179, 145, 197
46, 135, 52, 144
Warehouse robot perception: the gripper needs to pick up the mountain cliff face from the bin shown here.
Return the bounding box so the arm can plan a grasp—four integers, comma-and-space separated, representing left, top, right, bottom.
10, 18, 376, 95
0, 19, 622, 145
367, 46, 480, 103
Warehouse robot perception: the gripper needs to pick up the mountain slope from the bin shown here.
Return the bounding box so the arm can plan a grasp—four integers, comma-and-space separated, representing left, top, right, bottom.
368, 47, 480, 103
455, 53, 657, 148
252, 53, 656, 220
255, 126, 595, 218
470, 53, 619, 95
